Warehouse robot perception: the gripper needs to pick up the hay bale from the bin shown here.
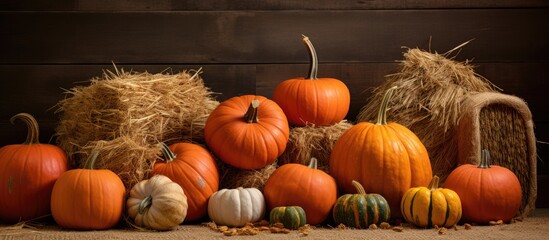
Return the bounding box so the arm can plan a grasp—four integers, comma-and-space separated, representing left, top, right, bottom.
278, 120, 353, 173
218, 162, 277, 191
457, 92, 537, 217
356, 44, 496, 181
55, 67, 218, 188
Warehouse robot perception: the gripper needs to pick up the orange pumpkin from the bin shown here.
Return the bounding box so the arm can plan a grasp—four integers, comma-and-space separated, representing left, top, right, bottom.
0, 113, 68, 223
263, 158, 337, 225
330, 86, 432, 218
444, 149, 522, 224
153, 142, 219, 222
204, 95, 289, 170
272, 35, 350, 127
50, 151, 125, 230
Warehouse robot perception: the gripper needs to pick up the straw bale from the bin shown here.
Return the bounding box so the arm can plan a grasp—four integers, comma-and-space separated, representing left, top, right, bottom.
278, 120, 353, 173
55, 67, 218, 188
218, 162, 277, 191
356, 43, 497, 180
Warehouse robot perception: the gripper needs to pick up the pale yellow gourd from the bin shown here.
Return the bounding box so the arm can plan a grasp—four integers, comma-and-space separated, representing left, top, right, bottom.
207, 187, 265, 227
127, 175, 188, 230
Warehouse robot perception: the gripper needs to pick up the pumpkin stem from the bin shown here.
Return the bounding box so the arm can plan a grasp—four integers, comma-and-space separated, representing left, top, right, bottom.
307, 157, 318, 169
10, 113, 40, 144
428, 175, 440, 190
478, 149, 492, 169
138, 195, 153, 215
302, 34, 318, 80
351, 180, 367, 194
244, 99, 260, 123
83, 151, 100, 170
160, 143, 177, 163
376, 86, 398, 125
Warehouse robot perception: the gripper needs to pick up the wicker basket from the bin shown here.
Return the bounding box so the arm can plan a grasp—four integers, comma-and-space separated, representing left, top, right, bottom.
457, 92, 537, 217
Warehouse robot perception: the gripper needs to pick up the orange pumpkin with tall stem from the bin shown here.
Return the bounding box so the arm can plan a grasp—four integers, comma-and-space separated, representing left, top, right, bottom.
330, 86, 432, 218
0, 113, 68, 223
273, 35, 350, 127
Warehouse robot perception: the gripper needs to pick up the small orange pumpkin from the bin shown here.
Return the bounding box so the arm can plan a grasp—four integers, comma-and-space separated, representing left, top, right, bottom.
51, 151, 125, 230
330, 86, 432, 218
0, 113, 68, 223
204, 95, 289, 170
273, 35, 350, 127
263, 158, 337, 225
153, 142, 219, 222
444, 149, 522, 224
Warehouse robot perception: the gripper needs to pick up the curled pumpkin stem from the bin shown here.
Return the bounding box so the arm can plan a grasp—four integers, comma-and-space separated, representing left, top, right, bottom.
302, 34, 318, 80
83, 151, 100, 170
351, 180, 367, 194
244, 99, 260, 123
376, 86, 398, 125
10, 113, 40, 144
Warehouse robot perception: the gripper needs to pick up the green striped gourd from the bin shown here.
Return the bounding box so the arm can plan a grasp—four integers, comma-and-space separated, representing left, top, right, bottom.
269, 206, 307, 230
332, 180, 390, 228
401, 175, 462, 228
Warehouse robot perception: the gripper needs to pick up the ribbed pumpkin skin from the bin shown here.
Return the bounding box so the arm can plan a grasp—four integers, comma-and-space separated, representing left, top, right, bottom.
263, 159, 337, 225
330, 87, 432, 218
272, 35, 350, 127
269, 206, 307, 230
0, 113, 68, 223
333, 192, 390, 228
153, 143, 219, 222
273, 78, 350, 127
401, 176, 462, 228
444, 150, 521, 224
204, 95, 289, 170
51, 168, 126, 230
330, 122, 432, 217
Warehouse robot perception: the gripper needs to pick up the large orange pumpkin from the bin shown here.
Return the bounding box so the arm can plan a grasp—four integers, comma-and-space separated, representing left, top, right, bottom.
153, 142, 219, 222
0, 113, 68, 223
51, 151, 125, 230
444, 149, 522, 224
330, 86, 432, 218
204, 95, 289, 170
272, 35, 350, 127
263, 158, 337, 225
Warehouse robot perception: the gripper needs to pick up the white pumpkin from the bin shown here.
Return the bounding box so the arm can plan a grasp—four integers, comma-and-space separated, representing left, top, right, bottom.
127, 175, 188, 230
207, 187, 266, 227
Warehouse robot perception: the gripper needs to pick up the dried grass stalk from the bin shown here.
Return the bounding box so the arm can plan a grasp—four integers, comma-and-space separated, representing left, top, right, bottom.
55, 67, 218, 188
278, 120, 354, 173
218, 162, 277, 191
357, 44, 496, 180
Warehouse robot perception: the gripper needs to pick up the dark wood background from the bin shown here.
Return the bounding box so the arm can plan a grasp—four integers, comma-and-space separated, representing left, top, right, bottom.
1, 1, 548, 207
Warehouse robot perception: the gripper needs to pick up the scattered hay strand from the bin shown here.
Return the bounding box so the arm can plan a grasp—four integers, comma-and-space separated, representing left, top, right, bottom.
356, 43, 497, 180
55, 67, 218, 189
278, 120, 354, 173
218, 162, 277, 191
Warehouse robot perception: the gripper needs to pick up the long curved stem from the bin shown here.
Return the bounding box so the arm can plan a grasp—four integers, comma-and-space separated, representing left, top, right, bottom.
302, 35, 318, 80
351, 180, 367, 194
84, 151, 100, 170
10, 113, 40, 144
376, 86, 398, 125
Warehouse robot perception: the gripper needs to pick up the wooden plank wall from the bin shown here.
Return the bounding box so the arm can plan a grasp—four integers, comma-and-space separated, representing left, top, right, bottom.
1, 1, 548, 207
